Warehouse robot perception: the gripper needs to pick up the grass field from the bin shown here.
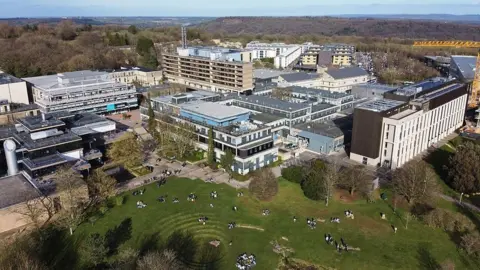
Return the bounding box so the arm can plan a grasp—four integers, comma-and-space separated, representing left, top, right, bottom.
77, 177, 477, 269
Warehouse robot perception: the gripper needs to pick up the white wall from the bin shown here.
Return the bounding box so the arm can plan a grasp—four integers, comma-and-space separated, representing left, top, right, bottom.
60, 149, 83, 161
0, 81, 29, 104
379, 94, 467, 169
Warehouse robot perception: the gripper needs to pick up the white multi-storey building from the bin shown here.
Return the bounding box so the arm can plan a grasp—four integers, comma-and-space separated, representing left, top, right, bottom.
23, 71, 137, 114
350, 78, 468, 169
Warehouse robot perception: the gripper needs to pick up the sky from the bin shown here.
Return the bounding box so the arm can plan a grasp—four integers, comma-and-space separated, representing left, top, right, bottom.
0, 0, 479, 17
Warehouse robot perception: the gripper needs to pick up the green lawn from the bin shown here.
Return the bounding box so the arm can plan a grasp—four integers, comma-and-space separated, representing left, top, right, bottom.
77, 178, 477, 269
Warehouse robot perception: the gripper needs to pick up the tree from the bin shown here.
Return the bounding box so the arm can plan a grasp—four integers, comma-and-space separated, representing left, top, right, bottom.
404, 211, 415, 229
136, 36, 155, 57
16, 196, 55, 230
54, 166, 88, 235
146, 93, 158, 138
173, 122, 196, 160
107, 132, 143, 168
220, 149, 235, 175
136, 250, 186, 270
460, 231, 480, 256
447, 142, 480, 194
281, 165, 304, 184
128, 25, 138, 34
80, 233, 108, 267
340, 165, 372, 196
302, 160, 339, 206
207, 127, 215, 166
86, 168, 117, 204
392, 160, 439, 205
248, 168, 278, 201
56, 20, 77, 41
272, 87, 292, 101
141, 48, 159, 70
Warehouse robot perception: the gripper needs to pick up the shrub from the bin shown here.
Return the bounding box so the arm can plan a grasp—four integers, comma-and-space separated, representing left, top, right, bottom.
422, 208, 475, 233
460, 231, 480, 256
116, 196, 125, 206
249, 168, 278, 201
281, 166, 304, 184
99, 206, 109, 215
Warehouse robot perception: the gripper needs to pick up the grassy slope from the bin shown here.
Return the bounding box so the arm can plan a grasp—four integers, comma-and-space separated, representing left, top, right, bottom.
77, 178, 475, 269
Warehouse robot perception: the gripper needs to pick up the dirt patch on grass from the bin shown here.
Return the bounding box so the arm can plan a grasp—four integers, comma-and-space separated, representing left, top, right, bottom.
237, 224, 265, 231
334, 189, 361, 203
355, 215, 392, 235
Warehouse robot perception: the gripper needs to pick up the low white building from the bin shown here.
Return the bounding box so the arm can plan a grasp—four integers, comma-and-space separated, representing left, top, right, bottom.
274, 46, 302, 69
316, 67, 369, 92
110, 66, 163, 87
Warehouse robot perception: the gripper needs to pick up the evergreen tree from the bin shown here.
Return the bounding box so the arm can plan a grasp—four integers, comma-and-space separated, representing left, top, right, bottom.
220, 149, 235, 175
207, 127, 215, 166
147, 93, 157, 137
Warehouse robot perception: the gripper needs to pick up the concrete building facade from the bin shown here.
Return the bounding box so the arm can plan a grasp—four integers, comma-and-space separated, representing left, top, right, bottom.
23, 71, 137, 114
0, 73, 31, 104
110, 66, 163, 86
350, 78, 467, 169
163, 47, 254, 94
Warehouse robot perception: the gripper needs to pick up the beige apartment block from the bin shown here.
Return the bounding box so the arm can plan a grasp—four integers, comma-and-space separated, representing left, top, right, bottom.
110, 67, 163, 86
163, 53, 254, 93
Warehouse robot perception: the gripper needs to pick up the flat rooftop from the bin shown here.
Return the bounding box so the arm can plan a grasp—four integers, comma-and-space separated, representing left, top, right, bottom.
312, 103, 336, 112
251, 113, 284, 123
64, 113, 110, 128
290, 86, 352, 99
254, 69, 294, 80
0, 125, 16, 140
152, 90, 220, 104
182, 102, 250, 120
229, 95, 310, 112
412, 83, 464, 104
23, 70, 114, 90
17, 115, 65, 132
357, 99, 405, 112
0, 73, 22, 85
113, 66, 154, 73
389, 109, 418, 120
0, 174, 40, 209
14, 131, 82, 151
295, 122, 344, 138
390, 77, 450, 97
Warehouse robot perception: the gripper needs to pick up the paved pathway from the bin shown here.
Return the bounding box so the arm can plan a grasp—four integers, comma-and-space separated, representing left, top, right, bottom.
438, 193, 480, 213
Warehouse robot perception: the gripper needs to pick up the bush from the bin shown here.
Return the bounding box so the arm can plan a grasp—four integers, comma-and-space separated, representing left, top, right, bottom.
116, 196, 125, 206
99, 206, 109, 215
422, 208, 475, 233
460, 231, 480, 256
281, 166, 304, 184
249, 168, 278, 201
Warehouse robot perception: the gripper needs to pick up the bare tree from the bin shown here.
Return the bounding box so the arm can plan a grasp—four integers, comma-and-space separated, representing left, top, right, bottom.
174, 122, 196, 160
107, 132, 143, 168
322, 162, 341, 206
340, 165, 372, 196
404, 211, 415, 229
136, 249, 187, 270
54, 166, 88, 235
249, 168, 278, 201
15, 196, 55, 230
391, 160, 439, 205
272, 87, 292, 101
56, 20, 77, 41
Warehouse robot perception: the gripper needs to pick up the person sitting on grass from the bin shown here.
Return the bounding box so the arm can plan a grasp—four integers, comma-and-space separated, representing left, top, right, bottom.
157, 196, 166, 203
173, 197, 179, 203
262, 209, 270, 216
228, 222, 237, 230
136, 201, 147, 208
187, 193, 197, 202
232, 206, 238, 212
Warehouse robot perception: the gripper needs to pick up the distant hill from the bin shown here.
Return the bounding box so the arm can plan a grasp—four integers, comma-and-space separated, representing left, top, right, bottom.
198, 17, 480, 41
339, 14, 480, 24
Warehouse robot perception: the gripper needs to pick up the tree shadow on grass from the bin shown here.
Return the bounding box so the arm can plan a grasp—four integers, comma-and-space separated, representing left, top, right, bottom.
424, 148, 452, 181
166, 230, 198, 266
138, 232, 163, 256
105, 217, 133, 256
195, 241, 224, 270
417, 245, 440, 270
36, 225, 82, 270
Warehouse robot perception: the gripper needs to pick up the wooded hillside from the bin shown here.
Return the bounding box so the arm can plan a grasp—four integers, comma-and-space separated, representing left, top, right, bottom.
199, 17, 480, 41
